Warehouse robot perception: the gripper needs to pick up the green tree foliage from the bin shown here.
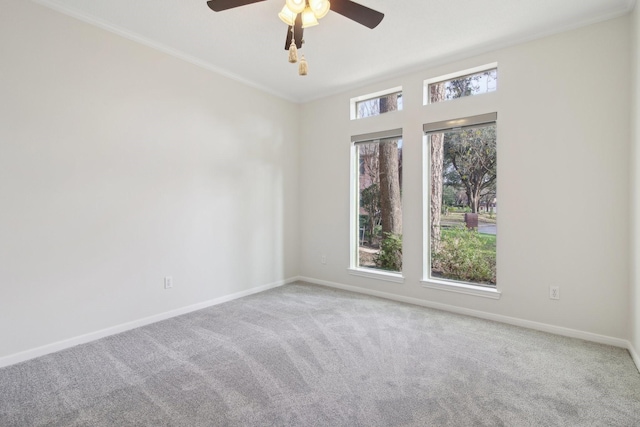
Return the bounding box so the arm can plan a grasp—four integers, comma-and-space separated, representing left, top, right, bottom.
375, 233, 402, 271
443, 126, 496, 213
360, 183, 380, 243
445, 76, 477, 99
442, 185, 457, 209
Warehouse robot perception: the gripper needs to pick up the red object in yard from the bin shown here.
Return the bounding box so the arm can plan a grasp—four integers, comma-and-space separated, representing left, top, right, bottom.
464, 213, 478, 229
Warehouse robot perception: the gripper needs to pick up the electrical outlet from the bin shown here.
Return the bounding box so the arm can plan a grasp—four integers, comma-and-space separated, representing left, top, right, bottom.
321, 255, 327, 265
550, 286, 559, 300
164, 276, 173, 289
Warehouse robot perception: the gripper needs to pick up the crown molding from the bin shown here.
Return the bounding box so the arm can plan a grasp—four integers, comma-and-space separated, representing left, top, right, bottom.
30, 0, 298, 103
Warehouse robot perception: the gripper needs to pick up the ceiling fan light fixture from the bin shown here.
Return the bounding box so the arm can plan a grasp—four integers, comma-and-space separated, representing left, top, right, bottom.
309, 0, 330, 19
278, 5, 297, 26
301, 6, 319, 28
285, 0, 306, 14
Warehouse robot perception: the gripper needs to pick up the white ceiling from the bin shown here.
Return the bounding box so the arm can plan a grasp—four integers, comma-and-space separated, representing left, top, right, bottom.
34, 0, 634, 102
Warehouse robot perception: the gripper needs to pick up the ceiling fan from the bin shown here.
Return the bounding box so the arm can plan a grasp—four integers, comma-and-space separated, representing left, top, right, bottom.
206, 0, 384, 51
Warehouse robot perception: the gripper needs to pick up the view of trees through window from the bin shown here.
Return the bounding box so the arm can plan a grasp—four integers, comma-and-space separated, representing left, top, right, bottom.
354, 95, 403, 274
428, 68, 497, 103
357, 137, 403, 272
356, 92, 403, 119
352, 70, 497, 282
428, 123, 497, 286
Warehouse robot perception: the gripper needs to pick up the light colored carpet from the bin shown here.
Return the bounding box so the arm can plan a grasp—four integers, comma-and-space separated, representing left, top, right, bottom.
1, 282, 639, 426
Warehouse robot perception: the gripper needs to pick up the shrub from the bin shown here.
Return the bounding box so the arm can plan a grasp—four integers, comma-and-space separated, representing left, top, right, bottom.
375, 233, 402, 272
448, 206, 471, 213
432, 226, 496, 285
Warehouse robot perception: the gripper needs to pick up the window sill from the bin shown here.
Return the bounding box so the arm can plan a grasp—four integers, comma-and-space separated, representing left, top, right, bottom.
348, 268, 405, 284
421, 278, 501, 299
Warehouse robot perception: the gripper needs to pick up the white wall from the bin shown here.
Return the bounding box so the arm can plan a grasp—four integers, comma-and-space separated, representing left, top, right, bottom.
631, 3, 640, 365
0, 0, 299, 360
1, 0, 636, 366
299, 16, 631, 340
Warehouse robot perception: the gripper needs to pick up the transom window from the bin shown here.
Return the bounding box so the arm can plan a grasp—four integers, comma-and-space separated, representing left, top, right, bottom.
350, 87, 403, 120
424, 65, 497, 105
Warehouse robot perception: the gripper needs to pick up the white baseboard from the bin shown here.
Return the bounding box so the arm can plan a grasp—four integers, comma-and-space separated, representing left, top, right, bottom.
298, 276, 630, 350
5, 276, 638, 373
629, 342, 640, 373
0, 278, 295, 369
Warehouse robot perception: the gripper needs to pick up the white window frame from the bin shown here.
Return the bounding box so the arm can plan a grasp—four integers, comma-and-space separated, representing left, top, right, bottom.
349, 128, 404, 283
421, 113, 501, 299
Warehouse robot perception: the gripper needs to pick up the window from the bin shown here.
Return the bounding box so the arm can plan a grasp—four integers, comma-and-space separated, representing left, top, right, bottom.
424, 65, 497, 105
350, 129, 403, 280
424, 113, 498, 293
351, 87, 403, 120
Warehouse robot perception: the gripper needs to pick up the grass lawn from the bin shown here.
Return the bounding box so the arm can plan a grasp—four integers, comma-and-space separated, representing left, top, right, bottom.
478, 232, 496, 251
441, 212, 497, 226
441, 227, 496, 253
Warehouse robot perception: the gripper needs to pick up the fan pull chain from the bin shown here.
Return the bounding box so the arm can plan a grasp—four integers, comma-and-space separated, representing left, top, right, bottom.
288, 27, 298, 63
298, 54, 308, 76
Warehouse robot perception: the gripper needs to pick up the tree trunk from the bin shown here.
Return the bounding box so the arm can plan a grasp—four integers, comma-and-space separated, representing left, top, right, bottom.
378, 95, 402, 237
430, 133, 444, 252
379, 141, 402, 235
471, 191, 480, 213
429, 84, 445, 252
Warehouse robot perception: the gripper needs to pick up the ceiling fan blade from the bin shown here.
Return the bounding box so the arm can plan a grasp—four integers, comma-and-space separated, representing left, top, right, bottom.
206, 0, 266, 12
330, 0, 384, 29
284, 14, 304, 50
